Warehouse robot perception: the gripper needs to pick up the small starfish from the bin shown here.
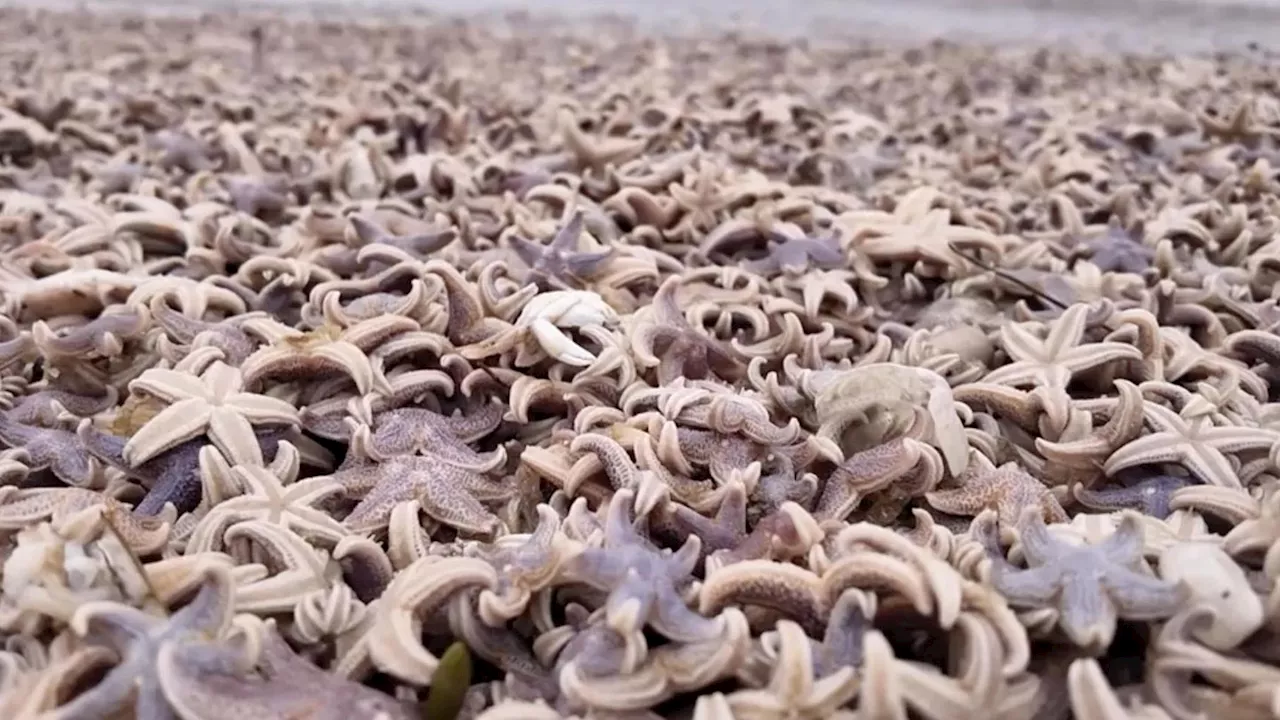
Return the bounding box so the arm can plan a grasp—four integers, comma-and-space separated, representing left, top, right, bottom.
978, 508, 1187, 650
239, 316, 414, 395
1103, 401, 1279, 490
1072, 475, 1193, 519
982, 304, 1143, 389
149, 129, 216, 174
925, 451, 1068, 530
363, 402, 505, 468
725, 619, 858, 720
333, 455, 513, 536
224, 521, 342, 614
631, 276, 744, 385
54, 563, 238, 720
124, 360, 299, 467
507, 210, 615, 290
188, 454, 347, 551
349, 214, 456, 257
1068, 218, 1154, 274
158, 621, 412, 720
566, 488, 722, 642
0, 412, 100, 486
742, 233, 846, 276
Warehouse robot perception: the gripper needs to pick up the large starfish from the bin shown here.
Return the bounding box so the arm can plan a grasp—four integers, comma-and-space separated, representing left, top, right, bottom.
362, 402, 505, 468
124, 360, 299, 467
565, 488, 722, 643
978, 508, 1187, 651
158, 621, 412, 720
1103, 401, 1279, 490
981, 303, 1142, 389
53, 564, 239, 720
332, 455, 514, 536
507, 210, 615, 290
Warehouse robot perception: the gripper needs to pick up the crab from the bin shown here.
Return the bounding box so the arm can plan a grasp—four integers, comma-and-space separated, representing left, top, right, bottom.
514, 290, 620, 366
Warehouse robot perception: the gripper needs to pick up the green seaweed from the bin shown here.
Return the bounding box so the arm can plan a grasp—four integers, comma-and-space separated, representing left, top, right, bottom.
419, 641, 472, 720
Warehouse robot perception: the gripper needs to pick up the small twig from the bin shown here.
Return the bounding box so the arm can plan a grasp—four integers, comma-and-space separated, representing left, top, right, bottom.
947, 241, 1070, 311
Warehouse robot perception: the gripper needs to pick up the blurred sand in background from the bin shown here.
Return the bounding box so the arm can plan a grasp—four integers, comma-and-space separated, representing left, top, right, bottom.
11, 0, 1280, 54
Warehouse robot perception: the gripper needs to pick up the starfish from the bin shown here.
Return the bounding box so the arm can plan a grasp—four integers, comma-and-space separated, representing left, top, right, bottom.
742, 233, 846, 276
332, 454, 513, 536
149, 129, 216, 174
188, 455, 347, 552
507, 210, 615, 290
630, 276, 745, 385
158, 621, 412, 720
925, 450, 1068, 530
856, 205, 1002, 272
982, 304, 1143, 389
0, 412, 100, 486
1072, 474, 1194, 519
5, 388, 117, 426
1103, 401, 1279, 490
813, 439, 926, 522
565, 488, 722, 642
978, 508, 1187, 650
223, 521, 343, 614
1068, 218, 1154, 274
725, 619, 858, 720
53, 563, 239, 720
363, 402, 506, 468
239, 315, 414, 395
123, 360, 299, 467
348, 214, 456, 257
80, 423, 285, 515
0, 487, 171, 554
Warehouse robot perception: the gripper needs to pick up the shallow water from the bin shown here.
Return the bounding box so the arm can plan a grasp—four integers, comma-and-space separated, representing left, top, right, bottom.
16, 0, 1280, 54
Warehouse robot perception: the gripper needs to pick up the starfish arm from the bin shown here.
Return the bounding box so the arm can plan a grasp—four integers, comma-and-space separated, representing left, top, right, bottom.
651, 582, 722, 643
52, 662, 142, 720
1060, 343, 1144, 373
342, 472, 420, 533
223, 392, 300, 425
129, 368, 212, 404
136, 672, 180, 720
417, 469, 504, 535
991, 563, 1062, 607
1103, 566, 1186, 619
207, 407, 265, 467
1201, 426, 1280, 453
124, 398, 211, 466
170, 565, 237, 635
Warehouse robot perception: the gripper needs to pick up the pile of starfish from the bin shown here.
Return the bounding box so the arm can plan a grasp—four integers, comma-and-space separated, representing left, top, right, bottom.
3, 6, 1280, 720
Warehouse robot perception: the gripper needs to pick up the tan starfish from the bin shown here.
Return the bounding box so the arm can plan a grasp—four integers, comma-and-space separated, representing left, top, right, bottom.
124, 357, 299, 467
1103, 401, 1279, 490
982, 303, 1142, 388
925, 450, 1068, 530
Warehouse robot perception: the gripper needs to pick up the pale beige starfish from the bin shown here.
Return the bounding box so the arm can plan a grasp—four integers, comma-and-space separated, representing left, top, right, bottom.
124, 358, 299, 467
1104, 401, 1280, 490
982, 303, 1142, 389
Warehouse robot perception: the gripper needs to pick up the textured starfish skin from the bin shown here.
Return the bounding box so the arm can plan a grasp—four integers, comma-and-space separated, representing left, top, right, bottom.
980, 509, 1187, 650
